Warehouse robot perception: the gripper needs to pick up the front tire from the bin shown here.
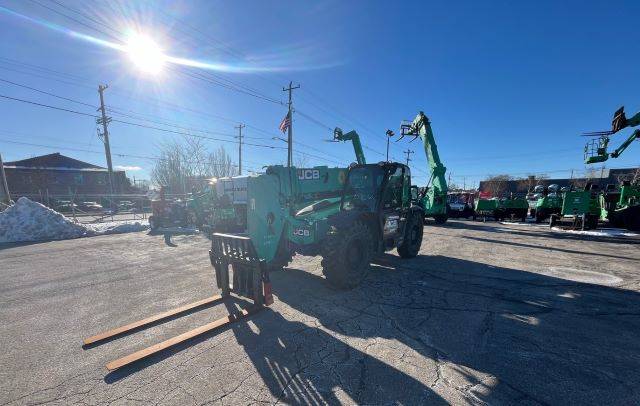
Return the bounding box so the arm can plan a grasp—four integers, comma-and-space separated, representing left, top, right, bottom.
321, 221, 373, 290
398, 212, 423, 258
433, 214, 448, 224
149, 215, 159, 230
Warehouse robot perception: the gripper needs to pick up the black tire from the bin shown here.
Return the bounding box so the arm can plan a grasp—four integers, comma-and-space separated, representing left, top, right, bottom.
624, 206, 640, 231
149, 215, 159, 230
493, 210, 501, 222
433, 214, 448, 225
586, 214, 599, 230
549, 214, 557, 228
267, 237, 294, 273
321, 221, 373, 290
398, 212, 423, 258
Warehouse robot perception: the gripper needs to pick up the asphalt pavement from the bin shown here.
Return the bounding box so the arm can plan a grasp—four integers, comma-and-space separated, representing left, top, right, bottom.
1, 220, 639, 405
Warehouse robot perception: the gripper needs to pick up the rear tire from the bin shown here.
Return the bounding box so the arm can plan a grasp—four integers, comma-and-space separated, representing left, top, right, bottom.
398, 212, 423, 258
321, 221, 372, 290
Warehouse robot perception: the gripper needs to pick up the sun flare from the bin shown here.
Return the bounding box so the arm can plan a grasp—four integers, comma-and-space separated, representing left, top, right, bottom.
125, 33, 165, 75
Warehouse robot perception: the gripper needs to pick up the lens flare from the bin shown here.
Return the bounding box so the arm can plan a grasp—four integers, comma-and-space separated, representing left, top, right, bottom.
0, 5, 340, 74
125, 33, 165, 74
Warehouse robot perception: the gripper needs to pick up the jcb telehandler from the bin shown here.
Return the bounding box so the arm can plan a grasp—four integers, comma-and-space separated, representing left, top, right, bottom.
404, 112, 449, 224
82, 124, 426, 371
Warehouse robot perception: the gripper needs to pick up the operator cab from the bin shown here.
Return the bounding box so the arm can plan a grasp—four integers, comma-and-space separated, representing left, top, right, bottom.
339, 162, 413, 250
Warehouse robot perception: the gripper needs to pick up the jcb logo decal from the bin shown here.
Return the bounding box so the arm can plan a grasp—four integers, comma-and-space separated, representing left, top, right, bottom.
298, 169, 320, 180
293, 228, 310, 236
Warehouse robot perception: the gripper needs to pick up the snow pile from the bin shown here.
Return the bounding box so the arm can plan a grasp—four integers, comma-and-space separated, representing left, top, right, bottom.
500, 221, 545, 227
0, 197, 150, 243
85, 220, 149, 235
0, 197, 88, 243
550, 227, 639, 237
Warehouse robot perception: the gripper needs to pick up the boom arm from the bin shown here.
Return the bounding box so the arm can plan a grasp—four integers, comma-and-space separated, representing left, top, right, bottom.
401, 112, 448, 194
333, 128, 366, 164
584, 107, 640, 164
610, 129, 640, 158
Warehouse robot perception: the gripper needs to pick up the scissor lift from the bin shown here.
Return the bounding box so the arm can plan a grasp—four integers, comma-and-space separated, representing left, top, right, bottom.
83, 233, 272, 371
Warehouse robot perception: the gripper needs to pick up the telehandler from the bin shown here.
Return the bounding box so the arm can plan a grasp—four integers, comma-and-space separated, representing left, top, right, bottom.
81, 122, 428, 370
406, 112, 449, 224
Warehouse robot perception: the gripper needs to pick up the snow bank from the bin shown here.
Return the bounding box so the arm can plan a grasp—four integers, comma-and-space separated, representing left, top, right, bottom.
85, 220, 149, 235
0, 197, 88, 243
550, 227, 639, 238
0, 197, 149, 243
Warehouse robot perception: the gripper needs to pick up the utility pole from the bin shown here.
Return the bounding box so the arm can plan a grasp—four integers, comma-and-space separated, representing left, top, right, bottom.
0, 153, 11, 204
97, 84, 114, 210
404, 149, 414, 166
235, 123, 245, 175
282, 81, 300, 167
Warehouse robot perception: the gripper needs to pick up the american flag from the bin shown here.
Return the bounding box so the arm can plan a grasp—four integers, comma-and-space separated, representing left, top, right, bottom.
279, 112, 291, 133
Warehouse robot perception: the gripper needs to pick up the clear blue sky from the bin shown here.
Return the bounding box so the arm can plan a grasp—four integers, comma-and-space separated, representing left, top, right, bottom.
0, 0, 639, 187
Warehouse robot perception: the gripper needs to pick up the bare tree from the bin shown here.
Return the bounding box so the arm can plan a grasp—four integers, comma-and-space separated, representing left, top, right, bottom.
151, 139, 237, 193
294, 153, 310, 168
207, 145, 238, 179
616, 167, 640, 185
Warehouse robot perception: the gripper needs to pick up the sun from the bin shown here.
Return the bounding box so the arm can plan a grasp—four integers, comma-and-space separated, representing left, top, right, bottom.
125, 33, 165, 75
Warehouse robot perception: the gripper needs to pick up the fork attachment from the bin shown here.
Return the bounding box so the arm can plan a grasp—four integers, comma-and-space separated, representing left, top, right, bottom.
209, 233, 273, 306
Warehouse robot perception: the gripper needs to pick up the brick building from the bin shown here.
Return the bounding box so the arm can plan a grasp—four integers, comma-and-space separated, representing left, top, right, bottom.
3, 152, 131, 200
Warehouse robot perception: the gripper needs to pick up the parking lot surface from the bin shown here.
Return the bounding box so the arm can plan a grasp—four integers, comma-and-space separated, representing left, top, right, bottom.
1, 220, 640, 405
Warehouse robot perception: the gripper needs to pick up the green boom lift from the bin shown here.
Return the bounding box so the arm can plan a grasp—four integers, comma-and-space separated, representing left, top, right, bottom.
401, 112, 449, 224
583, 106, 640, 231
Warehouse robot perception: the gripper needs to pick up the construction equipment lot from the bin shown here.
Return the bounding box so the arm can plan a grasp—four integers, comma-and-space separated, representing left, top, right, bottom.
1, 221, 640, 405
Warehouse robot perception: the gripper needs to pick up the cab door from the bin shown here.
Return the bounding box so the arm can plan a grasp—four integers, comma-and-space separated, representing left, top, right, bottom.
380, 166, 406, 246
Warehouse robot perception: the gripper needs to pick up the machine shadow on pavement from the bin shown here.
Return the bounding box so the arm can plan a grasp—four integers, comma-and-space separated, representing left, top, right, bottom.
271, 254, 640, 404
102, 250, 640, 404
446, 220, 640, 245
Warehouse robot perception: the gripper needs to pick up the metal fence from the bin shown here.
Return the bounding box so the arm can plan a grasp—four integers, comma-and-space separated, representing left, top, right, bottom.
8, 192, 151, 223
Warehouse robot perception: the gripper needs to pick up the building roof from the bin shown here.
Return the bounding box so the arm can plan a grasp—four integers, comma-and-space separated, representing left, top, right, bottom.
3, 153, 108, 172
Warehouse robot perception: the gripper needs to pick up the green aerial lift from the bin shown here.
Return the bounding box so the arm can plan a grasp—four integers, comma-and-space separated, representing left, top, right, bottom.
532, 184, 563, 223
583, 106, 640, 231
583, 107, 640, 164
400, 112, 449, 224
549, 183, 601, 230
499, 194, 529, 222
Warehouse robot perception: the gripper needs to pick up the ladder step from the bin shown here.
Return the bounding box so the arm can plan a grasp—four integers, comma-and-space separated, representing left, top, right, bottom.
105, 306, 260, 370
83, 295, 224, 346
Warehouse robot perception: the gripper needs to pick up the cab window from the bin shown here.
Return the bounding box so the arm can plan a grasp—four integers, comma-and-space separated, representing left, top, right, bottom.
382, 166, 404, 209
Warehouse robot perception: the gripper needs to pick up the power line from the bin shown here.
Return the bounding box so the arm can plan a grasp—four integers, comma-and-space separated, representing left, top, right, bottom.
0, 93, 281, 149
0, 138, 264, 171
0, 78, 96, 108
